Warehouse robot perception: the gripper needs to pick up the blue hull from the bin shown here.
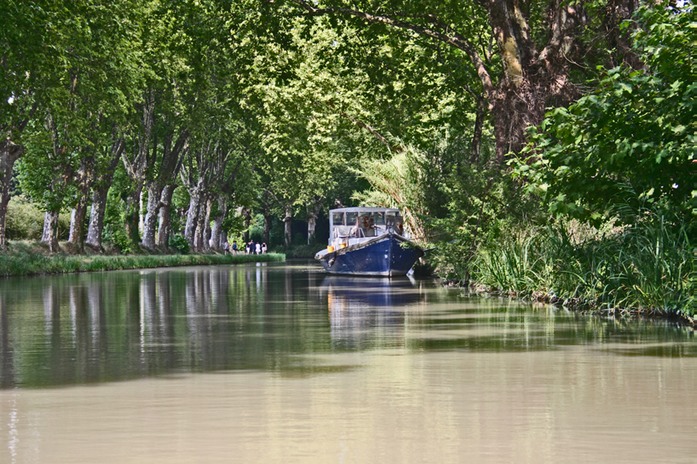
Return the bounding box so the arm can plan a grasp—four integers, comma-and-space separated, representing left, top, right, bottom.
317, 234, 423, 277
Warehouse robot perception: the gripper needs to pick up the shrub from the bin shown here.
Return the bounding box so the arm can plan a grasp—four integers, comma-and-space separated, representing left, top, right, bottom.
168, 233, 190, 254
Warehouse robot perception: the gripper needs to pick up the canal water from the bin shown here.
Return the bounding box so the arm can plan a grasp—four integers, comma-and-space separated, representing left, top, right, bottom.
1, 262, 695, 463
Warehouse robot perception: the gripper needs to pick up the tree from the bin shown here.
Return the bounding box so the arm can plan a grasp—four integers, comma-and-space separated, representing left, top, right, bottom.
275, 0, 642, 160
516, 5, 695, 228
2, 0, 147, 251
0, 0, 53, 248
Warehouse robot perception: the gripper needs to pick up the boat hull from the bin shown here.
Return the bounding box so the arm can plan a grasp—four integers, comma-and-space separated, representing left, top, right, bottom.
316, 233, 423, 277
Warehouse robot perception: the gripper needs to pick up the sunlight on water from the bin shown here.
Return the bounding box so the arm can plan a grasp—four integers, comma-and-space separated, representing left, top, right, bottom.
1, 263, 696, 463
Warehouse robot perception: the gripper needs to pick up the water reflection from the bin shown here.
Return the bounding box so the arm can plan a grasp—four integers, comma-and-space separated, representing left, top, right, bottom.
320, 276, 422, 349
2, 264, 697, 464
0, 264, 695, 390
0, 264, 323, 388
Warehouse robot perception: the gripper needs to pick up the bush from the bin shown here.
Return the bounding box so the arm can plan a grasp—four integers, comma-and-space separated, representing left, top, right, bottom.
471, 211, 695, 318
6, 197, 45, 239
103, 226, 134, 254
168, 233, 190, 254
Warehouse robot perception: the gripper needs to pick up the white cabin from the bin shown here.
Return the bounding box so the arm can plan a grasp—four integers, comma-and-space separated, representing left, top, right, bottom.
326, 207, 405, 251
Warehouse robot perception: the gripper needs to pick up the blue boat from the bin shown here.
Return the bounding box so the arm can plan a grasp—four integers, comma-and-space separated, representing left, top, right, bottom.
314, 207, 424, 277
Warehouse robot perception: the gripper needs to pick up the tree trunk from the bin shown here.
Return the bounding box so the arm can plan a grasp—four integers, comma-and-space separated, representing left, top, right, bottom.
86, 186, 109, 250
470, 97, 486, 164
263, 212, 272, 246
157, 184, 176, 248
0, 141, 24, 249
307, 208, 318, 245
41, 211, 60, 253
68, 200, 88, 251
490, 83, 547, 161
185, 185, 202, 248
209, 196, 227, 251
141, 182, 162, 250
242, 207, 252, 243
283, 205, 293, 248
122, 91, 155, 247
85, 139, 124, 251
0, 195, 10, 250
124, 185, 143, 245
195, 196, 212, 252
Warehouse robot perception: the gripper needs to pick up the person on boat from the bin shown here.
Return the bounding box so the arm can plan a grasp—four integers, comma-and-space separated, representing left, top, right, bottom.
350, 217, 363, 237
395, 220, 404, 235
365, 215, 376, 237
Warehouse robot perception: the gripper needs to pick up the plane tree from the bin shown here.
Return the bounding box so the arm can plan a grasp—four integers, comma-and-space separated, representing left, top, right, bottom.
516, 5, 695, 229
11, 0, 147, 251
273, 0, 642, 161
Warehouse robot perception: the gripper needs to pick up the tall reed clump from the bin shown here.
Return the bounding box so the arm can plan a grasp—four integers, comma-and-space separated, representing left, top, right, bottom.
471, 214, 695, 320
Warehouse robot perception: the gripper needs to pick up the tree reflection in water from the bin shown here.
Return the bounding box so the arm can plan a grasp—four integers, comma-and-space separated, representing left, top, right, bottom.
0, 264, 694, 390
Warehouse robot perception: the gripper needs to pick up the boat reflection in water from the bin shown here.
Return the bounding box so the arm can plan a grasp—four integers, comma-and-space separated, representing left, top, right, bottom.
319, 276, 423, 349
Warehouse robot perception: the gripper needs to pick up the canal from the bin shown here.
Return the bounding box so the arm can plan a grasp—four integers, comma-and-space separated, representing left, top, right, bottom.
1, 262, 695, 463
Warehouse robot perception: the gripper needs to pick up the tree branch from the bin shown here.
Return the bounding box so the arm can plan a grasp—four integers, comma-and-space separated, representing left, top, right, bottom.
289, 0, 494, 96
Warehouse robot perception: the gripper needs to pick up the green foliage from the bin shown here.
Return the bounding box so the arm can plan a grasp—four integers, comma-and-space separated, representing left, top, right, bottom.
515, 6, 695, 229
168, 233, 190, 254
5, 197, 45, 240
471, 211, 695, 318
353, 145, 430, 239
426, 154, 532, 282
101, 171, 134, 253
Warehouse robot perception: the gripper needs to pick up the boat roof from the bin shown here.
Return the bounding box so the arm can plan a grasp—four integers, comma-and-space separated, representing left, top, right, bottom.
329, 207, 400, 214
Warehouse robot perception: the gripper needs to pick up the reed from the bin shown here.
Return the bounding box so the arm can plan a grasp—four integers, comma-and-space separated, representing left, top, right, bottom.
472, 214, 695, 319
0, 251, 285, 278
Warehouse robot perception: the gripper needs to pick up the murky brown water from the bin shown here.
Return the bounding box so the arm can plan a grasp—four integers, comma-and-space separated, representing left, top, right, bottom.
1, 262, 696, 463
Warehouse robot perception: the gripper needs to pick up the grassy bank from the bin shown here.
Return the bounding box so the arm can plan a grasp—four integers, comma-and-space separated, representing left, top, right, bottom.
0, 242, 285, 278
469, 217, 695, 326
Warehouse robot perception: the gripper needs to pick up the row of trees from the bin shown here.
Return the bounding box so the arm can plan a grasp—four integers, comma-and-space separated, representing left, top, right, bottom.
2, 0, 264, 252
2, 1, 693, 267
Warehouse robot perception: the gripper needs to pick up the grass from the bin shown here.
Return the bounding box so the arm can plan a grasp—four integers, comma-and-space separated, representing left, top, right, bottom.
471, 215, 695, 324
0, 241, 285, 277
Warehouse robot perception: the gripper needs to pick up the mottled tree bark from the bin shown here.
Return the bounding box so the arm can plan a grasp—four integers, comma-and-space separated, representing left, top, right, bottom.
122, 90, 156, 247
0, 141, 24, 249
209, 196, 227, 251
141, 130, 188, 250
86, 187, 108, 250
185, 184, 203, 248
141, 183, 161, 250
283, 205, 293, 248
85, 139, 124, 250
41, 210, 60, 253
157, 184, 176, 248
306, 203, 321, 245
124, 184, 143, 245
196, 196, 212, 252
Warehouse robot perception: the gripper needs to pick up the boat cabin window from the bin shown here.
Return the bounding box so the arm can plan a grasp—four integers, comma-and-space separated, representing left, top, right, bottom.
329, 209, 402, 240
345, 212, 359, 227
385, 212, 404, 234
372, 211, 385, 226
331, 211, 345, 226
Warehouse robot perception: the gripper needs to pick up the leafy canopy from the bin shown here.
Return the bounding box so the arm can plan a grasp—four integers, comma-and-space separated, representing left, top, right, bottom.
515, 5, 695, 227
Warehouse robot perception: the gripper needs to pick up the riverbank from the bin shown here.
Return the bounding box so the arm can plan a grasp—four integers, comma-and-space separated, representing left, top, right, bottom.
0, 241, 285, 278
457, 220, 696, 328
